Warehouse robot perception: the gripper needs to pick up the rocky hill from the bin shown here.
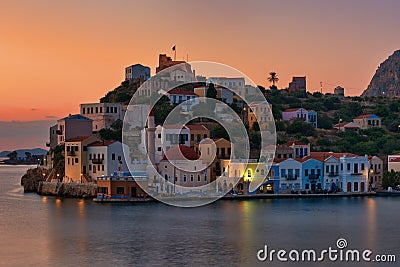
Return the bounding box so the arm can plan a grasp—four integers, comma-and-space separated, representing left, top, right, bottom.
362, 50, 400, 97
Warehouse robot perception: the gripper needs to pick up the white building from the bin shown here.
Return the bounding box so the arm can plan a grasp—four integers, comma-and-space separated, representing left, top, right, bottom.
282, 108, 318, 127
87, 141, 129, 181
208, 77, 246, 98
277, 158, 302, 192
166, 89, 199, 111
80, 103, 123, 132
154, 125, 190, 163
340, 155, 369, 193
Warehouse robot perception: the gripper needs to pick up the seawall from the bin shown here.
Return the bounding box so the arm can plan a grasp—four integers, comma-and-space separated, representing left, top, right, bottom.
38, 182, 98, 199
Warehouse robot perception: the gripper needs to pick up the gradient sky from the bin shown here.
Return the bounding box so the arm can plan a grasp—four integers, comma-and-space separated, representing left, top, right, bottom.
0, 0, 400, 150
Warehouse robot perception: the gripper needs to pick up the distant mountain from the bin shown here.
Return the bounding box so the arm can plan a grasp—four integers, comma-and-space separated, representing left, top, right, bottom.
362, 50, 400, 97
0, 148, 48, 159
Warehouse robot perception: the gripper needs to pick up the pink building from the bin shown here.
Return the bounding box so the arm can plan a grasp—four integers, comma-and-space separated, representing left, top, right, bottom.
282, 108, 318, 127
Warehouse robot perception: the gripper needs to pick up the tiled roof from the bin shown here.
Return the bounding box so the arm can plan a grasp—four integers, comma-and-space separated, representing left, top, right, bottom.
187, 125, 209, 131
309, 152, 358, 161
284, 140, 308, 146
162, 145, 199, 161
283, 108, 303, 112
87, 140, 116, 147
168, 88, 198, 96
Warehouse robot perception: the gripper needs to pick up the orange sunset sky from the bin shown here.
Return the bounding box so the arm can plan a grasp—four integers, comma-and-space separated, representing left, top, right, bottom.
0, 0, 400, 150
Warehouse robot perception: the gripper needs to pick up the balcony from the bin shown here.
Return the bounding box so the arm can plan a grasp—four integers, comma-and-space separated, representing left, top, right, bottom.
92, 158, 103, 164
327, 172, 339, 177
67, 151, 76, 156
285, 174, 298, 180
308, 174, 320, 180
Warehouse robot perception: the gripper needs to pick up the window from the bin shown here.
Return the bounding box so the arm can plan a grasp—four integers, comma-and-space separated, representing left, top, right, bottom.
89, 154, 92, 160
89, 165, 91, 171
164, 174, 168, 181
261, 169, 265, 175
190, 175, 194, 182
326, 165, 329, 173
247, 169, 251, 177
158, 147, 162, 151
68, 158, 70, 165
197, 175, 200, 182
112, 153, 115, 160
82, 108, 85, 114
204, 134, 207, 139
102, 165, 104, 171
191, 134, 194, 141
361, 163, 365, 171
183, 175, 187, 182
96, 107, 98, 113
75, 158, 79, 163
347, 163, 351, 171
158, 133, 161, 138
100, 107, 103, 113
117, 187, 124, 194
305, 169, 309, 176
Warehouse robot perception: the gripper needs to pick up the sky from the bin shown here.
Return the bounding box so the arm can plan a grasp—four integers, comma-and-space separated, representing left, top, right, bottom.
0, 0, 399, 150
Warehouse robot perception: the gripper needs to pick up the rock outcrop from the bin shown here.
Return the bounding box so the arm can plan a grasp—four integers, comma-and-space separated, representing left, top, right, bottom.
362, 50, 400, 97
37, 182, 98, 198
20, 167, 47, 192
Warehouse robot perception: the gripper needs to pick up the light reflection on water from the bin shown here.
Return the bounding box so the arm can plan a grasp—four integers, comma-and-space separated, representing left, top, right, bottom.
1, 165, 399, 267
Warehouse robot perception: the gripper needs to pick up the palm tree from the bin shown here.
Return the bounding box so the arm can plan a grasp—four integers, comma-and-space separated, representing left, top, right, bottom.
267, 72, 279, 87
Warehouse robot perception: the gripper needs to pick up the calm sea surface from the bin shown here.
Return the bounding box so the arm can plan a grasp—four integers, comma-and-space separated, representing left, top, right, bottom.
0, 165, 399, 267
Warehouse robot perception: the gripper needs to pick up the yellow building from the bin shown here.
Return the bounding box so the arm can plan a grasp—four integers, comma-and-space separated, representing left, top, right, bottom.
247, 101, 273, 130
64, 135, 100, 183
187, 125, 210, 152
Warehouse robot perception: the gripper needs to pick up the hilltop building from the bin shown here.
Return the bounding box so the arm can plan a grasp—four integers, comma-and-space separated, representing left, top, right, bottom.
334, 86, 345, 97
288, 76, 306, 93
125, 64, 150, 81
80, 103, 123, 132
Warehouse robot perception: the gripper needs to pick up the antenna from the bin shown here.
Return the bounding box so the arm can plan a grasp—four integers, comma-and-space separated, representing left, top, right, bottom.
320, 82, 323, 94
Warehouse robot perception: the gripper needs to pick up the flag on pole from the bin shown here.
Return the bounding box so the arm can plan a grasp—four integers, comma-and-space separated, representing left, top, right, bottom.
172, 45, 176, 51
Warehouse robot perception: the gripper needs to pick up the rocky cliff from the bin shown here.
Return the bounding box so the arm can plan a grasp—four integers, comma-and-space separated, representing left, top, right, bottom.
362, 50, 400, 97
20, 167, 46, 192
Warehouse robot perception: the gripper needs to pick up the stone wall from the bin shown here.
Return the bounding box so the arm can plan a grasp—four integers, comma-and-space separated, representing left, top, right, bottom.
38, 182, 98, 199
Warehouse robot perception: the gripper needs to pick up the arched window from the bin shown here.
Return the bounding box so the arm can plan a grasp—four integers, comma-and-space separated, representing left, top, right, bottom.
190, 175, 194, 182
197, 175, 200, 182
164, 174, 168, 181
183, 174, 187, 182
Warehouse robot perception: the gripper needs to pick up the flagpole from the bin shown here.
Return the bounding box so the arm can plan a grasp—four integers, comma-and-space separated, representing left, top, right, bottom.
174, 47, 176, 61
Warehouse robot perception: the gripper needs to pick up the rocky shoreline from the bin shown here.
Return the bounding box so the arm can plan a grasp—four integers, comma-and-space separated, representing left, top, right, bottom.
21, 167, 98, 198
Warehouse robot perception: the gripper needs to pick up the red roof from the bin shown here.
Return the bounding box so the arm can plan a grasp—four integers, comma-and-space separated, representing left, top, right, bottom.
284, 140, 308, 146
309, 152, 357, 161
66, 136, 93, 142
87, 140, 116, 147
283, 108, 303, 112
162, 145, 199, 161
354, 114, 373, 119
168, 88, 198, 96
187, 125, 209, 131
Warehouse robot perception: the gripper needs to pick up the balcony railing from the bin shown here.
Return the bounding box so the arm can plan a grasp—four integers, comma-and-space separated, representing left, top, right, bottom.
285, 174, 298, 180
67, 151, 76, 156
327, 172, 339, 177
308, 174, 320, 180
92, 158, 103, 164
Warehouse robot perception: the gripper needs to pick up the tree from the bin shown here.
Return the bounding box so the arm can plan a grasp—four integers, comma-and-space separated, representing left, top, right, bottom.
267, 72, 279, 88
382, 170, 400, 189
25, 152, 32, 159
286, 120, 316, 136
7, 151, 17, 160
251, 122, 260, 132
212, 125, 229, 141
206, 83, 217, 99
